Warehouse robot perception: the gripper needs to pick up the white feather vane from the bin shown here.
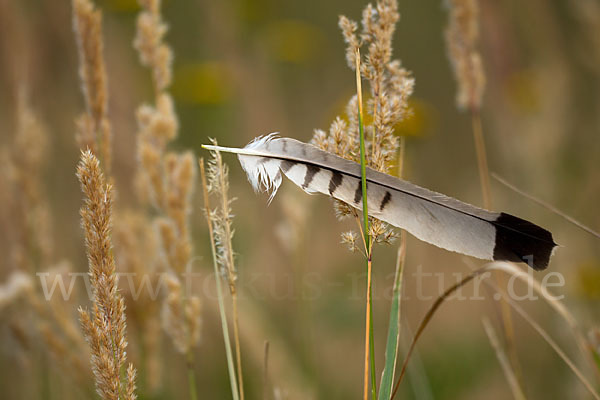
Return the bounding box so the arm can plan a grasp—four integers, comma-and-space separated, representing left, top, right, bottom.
203, 135, 557, 270
236, 134, 283, 202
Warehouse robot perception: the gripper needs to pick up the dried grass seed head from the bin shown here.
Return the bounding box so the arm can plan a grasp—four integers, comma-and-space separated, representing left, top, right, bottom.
444, 0, 486, 111
339, 15, 360, 69
206, 144, 238, 285
73, 0, 107, 127
76, 150, 136, 399
313, 0, 412, 244
161, 273, 202, 354
134, 0, 173, 91
341, 231, 360, 253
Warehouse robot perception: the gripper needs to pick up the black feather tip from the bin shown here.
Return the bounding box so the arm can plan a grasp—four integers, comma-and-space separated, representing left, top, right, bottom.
492, 213, 557, 271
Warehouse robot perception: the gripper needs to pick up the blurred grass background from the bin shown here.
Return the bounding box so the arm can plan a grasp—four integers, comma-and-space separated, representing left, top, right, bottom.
1, 0, 600, 399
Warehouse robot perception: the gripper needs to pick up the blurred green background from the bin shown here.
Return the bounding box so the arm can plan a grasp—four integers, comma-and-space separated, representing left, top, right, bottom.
1, 0, 600, 399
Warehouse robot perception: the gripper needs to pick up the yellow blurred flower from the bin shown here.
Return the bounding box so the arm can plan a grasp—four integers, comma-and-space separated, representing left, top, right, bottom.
505, 69, 540, 114
262, 20, 324, 64
171, 62, 232, 105
394, 99, 433, 138
576, 260, 600, 298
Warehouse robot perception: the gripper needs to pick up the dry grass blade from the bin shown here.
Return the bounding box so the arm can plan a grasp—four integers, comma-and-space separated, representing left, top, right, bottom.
263, 340, 270, 400
471, 112, 491, 209
487, 280, 600, 400
485, 261, 598, 376
206, 143, 245, 400
482, 318, 526, 400
492, 173, 600, 239
391, 266, 490, 398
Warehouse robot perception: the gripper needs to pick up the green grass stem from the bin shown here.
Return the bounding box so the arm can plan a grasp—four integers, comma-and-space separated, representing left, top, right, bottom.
355, 48, 377, 400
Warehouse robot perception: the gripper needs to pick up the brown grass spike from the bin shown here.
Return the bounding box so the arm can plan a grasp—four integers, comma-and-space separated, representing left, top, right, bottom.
76, 150, 136, 400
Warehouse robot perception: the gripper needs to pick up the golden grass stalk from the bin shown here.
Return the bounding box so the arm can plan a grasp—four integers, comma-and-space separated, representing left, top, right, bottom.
76, 150, 136, 400
263, 341, 270, 400
444, 0, 490, 209
354, 47, 377, 400
471, 112, 492, 209
133, 5, 202, 397
206, 144, 245, 400
482, 318, 526, 400
315, 3, 414, 397
200, 158, 240, 400
444, 0, 521, 384
72, 0, 112, 175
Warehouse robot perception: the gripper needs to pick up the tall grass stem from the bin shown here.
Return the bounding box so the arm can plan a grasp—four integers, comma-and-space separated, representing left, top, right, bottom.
482, 318, 526, 400
471, 110, 522, 385
199, 159, 240, 400
186, 352, 198, 400
356, 48, 377, 400
392, 266, 489, 398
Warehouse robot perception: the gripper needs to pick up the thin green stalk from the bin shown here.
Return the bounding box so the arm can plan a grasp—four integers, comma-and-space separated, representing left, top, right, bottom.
200, 159, 240, 400
378, 233, 406, 400
186, 352, 198, 400
368, 258, 376, 400
356, 48, 377, 400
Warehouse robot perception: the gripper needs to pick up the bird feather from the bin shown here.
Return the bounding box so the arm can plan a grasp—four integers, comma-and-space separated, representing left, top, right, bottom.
203, 134, 556, 270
